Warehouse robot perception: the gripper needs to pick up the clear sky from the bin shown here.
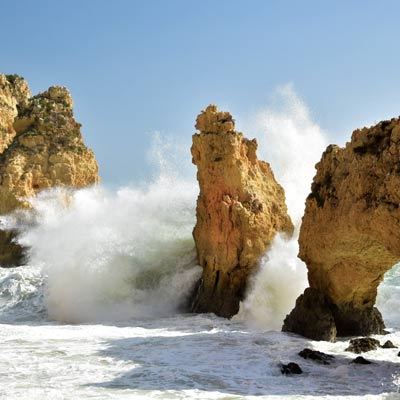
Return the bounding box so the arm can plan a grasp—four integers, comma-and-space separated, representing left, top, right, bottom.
2, 0, 400, 185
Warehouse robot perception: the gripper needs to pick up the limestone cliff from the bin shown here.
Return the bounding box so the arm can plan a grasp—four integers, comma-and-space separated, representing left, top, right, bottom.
190, 105, 293, 317
0, 74, 30, 153
0, 74, 99, 265
283, 117, 400, 341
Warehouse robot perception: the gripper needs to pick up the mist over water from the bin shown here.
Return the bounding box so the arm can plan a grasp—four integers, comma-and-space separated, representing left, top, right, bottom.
5, 176, 200, 323
236, 86, 329, 329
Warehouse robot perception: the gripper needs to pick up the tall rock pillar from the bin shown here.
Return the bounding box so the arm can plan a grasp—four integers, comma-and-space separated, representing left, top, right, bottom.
190, 105, 293, 317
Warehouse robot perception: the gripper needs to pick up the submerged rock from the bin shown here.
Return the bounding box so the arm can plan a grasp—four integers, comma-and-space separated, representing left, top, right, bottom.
0, 74, 99, 266
190, 105, 293, 317
284, 118, 400, 340
345, 338, 380, 354
351, 356, 372, 365
280, 362, 303, 375
298, 348, 335, 365
381, 340, 397, 349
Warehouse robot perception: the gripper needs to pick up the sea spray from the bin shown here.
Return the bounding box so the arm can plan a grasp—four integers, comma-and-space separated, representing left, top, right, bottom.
1, 87, 330, 327
377, 263, 400, 330
1, 132, 202, 323
235, 85, 329, 329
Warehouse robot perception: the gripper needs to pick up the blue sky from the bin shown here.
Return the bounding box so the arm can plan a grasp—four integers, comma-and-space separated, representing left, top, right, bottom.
2, 0, 400, 185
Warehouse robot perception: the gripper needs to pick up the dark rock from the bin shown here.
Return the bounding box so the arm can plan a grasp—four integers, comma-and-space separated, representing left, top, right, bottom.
283, 287, 385, 342
280, 362, 303, 375
332, 305, 385, 337
382, 340, 397, 349
345, 338, 380, 353
0, 229, 28, 268
298, 348, 335, 365
351, 356, 372, 365
282, 288, 337, 341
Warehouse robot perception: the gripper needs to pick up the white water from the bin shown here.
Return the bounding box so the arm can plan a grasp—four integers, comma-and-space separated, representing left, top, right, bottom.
236, 85, 328, 329
0, 88, 399, 399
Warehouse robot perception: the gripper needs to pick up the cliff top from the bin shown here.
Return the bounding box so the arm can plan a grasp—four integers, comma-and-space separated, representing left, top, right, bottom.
195, 104, 235, 135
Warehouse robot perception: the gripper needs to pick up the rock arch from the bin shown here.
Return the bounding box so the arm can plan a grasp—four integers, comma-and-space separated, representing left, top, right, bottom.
283, 118, 400, 341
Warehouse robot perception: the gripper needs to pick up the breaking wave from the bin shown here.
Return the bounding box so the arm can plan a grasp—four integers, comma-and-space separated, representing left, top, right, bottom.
12, 85, 398, 332
235, 85, 329, 330
1, 164, 201, 323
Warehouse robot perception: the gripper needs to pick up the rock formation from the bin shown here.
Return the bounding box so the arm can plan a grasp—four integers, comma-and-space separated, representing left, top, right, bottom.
190, 105, 293, 317
0, 74, 99, 266
0, 74, 31, 153
283, 117, 400, 341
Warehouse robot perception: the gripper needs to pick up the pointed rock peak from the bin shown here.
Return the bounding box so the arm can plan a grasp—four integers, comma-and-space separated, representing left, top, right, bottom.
0, 73, 31, 104
195, 104, 235, 134
38, 86, 74, 110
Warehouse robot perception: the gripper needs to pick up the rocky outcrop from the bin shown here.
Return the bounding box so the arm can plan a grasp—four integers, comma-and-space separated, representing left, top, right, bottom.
0, 74, 30, 153
190, 105, 293, 317
283, 117, 400, 340
0, 74, 99, 266
345, 338, 380, 353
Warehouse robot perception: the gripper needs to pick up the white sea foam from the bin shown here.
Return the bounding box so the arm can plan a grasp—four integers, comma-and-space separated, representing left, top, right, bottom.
236, 85, 329, 330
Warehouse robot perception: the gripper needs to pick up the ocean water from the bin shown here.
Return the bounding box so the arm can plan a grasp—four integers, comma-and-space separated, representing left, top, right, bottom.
1, 262, 400, 400
0, 89, 399, 399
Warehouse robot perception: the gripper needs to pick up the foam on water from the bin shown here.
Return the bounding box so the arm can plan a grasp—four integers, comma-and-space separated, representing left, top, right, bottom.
0, 312, 399, 399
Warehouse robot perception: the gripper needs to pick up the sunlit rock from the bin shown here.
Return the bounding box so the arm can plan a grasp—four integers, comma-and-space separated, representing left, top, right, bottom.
190, 104, 293, 317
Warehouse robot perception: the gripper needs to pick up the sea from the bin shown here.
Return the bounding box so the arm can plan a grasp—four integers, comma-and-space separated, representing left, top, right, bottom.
0, 89, 399, 399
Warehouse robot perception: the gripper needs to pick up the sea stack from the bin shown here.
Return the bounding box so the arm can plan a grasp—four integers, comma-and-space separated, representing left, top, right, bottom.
283, 117, 400, 341
0, 74, 99, 266
190, 105, 293, 317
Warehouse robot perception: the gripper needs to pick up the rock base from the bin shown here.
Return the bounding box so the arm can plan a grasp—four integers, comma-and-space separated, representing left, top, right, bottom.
190, 269, 247, 318
282, 288, 385, 341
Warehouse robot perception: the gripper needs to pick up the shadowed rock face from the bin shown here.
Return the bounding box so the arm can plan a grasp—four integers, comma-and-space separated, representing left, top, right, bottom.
283, 117, 400, 340
190, 105, 293, 318
0, 74, 99, 266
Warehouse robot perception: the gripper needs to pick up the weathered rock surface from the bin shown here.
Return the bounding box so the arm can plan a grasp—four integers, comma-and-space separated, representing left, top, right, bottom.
283, 288, 337, 341
284, 117, 400, 340
0, 74, 30, 153
345, 338, 380, 353
190, 104, 293, 317
0, 74, 99, 266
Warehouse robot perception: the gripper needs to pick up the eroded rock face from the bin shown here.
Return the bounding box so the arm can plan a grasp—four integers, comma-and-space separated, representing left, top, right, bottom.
283, 117, 400, 340
190, 105, 293, 317
0, 74, 30, 153
0, 74, 99, 265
